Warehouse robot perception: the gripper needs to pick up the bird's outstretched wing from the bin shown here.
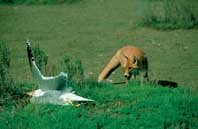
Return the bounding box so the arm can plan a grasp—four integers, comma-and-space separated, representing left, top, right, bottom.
26, 40, 68, 90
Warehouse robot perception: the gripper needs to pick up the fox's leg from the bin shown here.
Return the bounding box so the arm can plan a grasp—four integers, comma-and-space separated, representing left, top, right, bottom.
131, 74, 136, 80
125, 74, 132, 84
140, 72, 144, 86
144, 70, 149, 81
140, 56, 149, 85
139, 69, 149, 86
98, 53, 120, 82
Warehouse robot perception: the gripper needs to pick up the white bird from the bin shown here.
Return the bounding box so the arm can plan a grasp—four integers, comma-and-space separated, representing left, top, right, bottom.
26, 40, 94, 105
29, 89, 93, 105
27, 40, 68, 90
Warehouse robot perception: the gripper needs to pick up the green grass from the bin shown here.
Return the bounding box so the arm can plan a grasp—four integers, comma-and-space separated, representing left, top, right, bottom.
0, 0, 198, 128
141, 0, 198, 29
0, 82, 198, 129
0, 0, 82, 5
0, 0, 198, 87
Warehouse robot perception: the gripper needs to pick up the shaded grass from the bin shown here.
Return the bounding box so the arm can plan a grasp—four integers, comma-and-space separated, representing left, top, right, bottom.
141, 0, 198, 29
0, 82, 198, 129
0, 0, 83, 5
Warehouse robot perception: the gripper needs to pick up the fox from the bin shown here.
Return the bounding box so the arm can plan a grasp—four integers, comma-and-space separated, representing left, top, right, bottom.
98, 46, 149, 84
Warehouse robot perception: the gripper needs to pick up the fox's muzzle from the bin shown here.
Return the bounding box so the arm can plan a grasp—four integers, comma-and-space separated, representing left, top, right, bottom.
124, 72, 130, 78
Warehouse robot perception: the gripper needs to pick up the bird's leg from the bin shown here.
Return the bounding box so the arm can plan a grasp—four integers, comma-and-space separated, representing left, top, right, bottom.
66, 99, 73, 105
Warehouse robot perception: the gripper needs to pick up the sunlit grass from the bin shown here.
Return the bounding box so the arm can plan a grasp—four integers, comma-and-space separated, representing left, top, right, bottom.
0, 81, 197, 129
0, 0, 198, 128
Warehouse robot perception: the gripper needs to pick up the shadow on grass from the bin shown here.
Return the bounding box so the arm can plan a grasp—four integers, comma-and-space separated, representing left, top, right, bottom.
112, 81, 126, 85
157, 80, 178, 88
112, 80, 178, 88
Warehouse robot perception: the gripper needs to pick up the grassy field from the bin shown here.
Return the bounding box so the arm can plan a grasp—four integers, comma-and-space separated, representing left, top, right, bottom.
0, 0, 198, 128
0, 82, 198, 129
0, 0, 198, 87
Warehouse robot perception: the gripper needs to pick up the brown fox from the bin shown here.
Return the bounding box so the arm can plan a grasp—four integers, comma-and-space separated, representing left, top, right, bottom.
98, 46, 148, 83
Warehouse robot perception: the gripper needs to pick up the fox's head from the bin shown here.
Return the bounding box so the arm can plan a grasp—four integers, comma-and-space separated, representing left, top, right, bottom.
123, 56, 139, 79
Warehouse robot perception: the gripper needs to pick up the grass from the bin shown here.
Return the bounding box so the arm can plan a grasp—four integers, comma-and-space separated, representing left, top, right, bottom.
0, 0, 198, 87
0, 0, 83, 4
0, 0, 198, 128
0, 82, 198, 129
141, 0, 198, 29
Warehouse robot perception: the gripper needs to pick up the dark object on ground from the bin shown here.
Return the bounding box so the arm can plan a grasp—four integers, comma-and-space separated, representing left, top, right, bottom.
112, 80, 178, 88
112, 81, 126, 85
157, 80, 178, 88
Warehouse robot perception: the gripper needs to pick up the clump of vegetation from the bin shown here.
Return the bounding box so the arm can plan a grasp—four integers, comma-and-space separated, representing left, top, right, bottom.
0, 0, 82, 4
32, 45, 86, 85
0, 41, 30, 109
32, 44, 57, 76
141, 0, 198, 29
0, 41, 14, 106
61, 54, 84, 86
32, 45, 48, 73
0, 42, 10, 85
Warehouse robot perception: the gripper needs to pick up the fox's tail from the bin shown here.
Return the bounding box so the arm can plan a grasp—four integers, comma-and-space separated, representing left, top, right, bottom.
98, 52, 120, 82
